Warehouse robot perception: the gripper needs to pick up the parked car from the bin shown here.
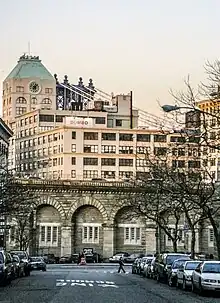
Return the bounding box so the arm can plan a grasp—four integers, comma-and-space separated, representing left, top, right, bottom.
109, 253, 129, 263
192, 261, 220, 294
139, 257, 154, 275
10, 250, 31, 277
85, 253, 103, 263
176, 260, 202, 290
29, 257, 46, 271
43, 254, 56, 264
11, 254, 25, 278
132, 258, 142, 274
124, 253, 145, 263
167, 258, 191, 287
143, 257, 156, 278
0, 250, 13, 285
154, 253, 190, 282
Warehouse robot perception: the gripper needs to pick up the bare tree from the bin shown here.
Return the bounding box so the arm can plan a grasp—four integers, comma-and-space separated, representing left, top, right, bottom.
162, 60, 220, 259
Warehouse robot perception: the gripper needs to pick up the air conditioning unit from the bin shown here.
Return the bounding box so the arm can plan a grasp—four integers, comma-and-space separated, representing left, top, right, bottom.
103, 105, 118, 113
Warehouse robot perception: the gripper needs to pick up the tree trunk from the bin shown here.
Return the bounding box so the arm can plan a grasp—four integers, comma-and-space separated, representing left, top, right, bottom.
214, 230, 220, 260
172, 240, 178, 252
190, 228, 196, 259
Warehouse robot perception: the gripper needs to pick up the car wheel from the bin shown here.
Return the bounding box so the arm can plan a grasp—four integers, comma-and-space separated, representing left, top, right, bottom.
191, 279, 195, 292
168, 276, 173, 287
198, 280, 204, 296
182, 278, 186, 290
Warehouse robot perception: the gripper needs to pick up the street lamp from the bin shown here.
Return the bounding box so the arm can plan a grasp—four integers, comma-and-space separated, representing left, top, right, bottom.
161, 105, 195, 113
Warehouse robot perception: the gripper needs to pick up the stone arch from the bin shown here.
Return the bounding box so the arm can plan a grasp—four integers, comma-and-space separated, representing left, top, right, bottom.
114, 206, 146, 254
71, 204, 104, 255
67, 195, 108, 223
36, 195, 66, 222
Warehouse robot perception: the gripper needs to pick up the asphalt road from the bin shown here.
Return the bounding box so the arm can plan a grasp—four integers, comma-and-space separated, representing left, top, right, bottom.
0, 264, 220, 303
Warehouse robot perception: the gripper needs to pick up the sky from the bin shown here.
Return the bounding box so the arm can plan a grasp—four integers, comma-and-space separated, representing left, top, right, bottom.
1, 0, 220, 116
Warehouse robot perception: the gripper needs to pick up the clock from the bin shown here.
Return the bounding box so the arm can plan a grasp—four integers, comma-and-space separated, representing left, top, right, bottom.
29, 81, 41, 94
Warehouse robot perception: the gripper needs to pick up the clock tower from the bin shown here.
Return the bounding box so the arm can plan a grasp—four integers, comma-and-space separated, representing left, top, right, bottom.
2, 54, 56, 126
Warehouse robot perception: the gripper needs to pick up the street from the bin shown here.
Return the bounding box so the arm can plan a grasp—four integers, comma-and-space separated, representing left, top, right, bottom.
1, 264, 220, 303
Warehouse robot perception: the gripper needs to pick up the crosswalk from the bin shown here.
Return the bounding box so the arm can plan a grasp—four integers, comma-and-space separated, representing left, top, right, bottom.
56, 279, 119, 288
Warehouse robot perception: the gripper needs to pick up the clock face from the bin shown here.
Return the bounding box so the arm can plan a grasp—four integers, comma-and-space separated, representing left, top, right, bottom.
29, 81, 40, 94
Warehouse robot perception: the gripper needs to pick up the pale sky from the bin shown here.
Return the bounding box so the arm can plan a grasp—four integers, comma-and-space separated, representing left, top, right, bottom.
1, 0, 220, 116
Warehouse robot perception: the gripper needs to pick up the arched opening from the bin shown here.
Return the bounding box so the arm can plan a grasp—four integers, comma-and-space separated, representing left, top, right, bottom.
72, 205, 103, 255
36, 205, 61, 257
114, 206, 146, 254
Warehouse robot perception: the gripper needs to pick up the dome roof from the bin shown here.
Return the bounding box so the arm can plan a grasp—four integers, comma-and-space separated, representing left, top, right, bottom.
5, 55, 54, 81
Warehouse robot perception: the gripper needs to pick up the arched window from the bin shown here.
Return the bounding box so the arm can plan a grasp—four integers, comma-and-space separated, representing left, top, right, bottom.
41, 98, 52, 104
16, 97, 27, 104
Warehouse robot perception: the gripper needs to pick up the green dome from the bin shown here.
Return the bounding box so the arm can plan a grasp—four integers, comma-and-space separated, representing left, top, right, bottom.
5, 55, 54, 81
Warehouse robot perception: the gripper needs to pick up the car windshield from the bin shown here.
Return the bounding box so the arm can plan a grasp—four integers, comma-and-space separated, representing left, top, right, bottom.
203, 263, 220, 273
172, 260, 188, 269
30, 257, 42, 262
167, 255, 188, 265
185, 262, 201, 270
11, 252, 26, 259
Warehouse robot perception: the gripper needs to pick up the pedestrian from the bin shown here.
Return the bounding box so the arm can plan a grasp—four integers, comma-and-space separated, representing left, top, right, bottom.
118, 257, 125, 273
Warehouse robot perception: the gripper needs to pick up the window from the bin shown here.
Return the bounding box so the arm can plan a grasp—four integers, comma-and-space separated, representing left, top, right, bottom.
39, 114, 54, 122
72, 131, 76, 139
101, 171, 115, 179
39, 224, 59, 247
16, 86, 24, 92
116, 119, 122, 127
72, 144, 76, 152
119, 159, 133, 166
83, 170, 98, 179
101, 158, 116, 166
102, 133, 116, 141
84, 145, 98, 153
136, 159, 148, 167
41, 98, 52, 104
71, 170, 76, 178
154, 134, 167, 142
56, 115, 63, 122
119, 133, 133, 141
101, 145, 116, 153
72, 157, 76, 165
136, 146, 149, 154
45, 88, 53, 94
16, 97, 27, 104
82, 226, 99, 243
16, 107, 26, 115
209, 228, 214, 247
83, 158, 98, 165
119, 146, 133, 154
154, 147, 167, 156
124, 227, 141, 245
137, 134, 150, 142
119, 171, 133, 179
95, 117, 106, 124
84, 132, 98, 140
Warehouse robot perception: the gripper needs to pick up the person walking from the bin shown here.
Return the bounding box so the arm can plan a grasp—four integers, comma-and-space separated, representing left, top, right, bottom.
118, 257, 125, 273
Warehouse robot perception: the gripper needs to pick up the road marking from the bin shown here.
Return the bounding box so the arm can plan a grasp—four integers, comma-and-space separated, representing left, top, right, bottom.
55, 279, 119, 288
71, 282, 86, 286
98, 284, 119, 288
56, 282, 67, 286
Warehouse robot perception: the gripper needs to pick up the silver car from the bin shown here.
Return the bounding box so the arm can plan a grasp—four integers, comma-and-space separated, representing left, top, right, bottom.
176, 260, 201, 290
192, 261, 220, 294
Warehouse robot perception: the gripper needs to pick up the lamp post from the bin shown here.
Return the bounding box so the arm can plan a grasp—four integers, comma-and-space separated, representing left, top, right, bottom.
162, 104, 218, 119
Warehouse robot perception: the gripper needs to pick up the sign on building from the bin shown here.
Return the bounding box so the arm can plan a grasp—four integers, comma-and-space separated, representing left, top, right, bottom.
65, 117, 94, 128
